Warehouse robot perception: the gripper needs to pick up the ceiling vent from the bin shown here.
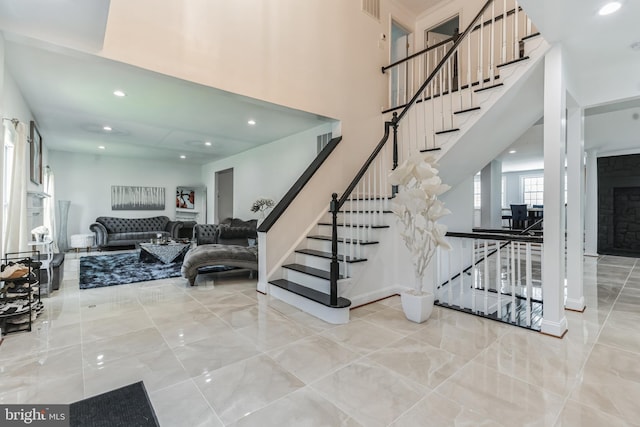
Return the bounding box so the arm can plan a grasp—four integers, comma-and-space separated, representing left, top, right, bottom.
362, 0, 380, 21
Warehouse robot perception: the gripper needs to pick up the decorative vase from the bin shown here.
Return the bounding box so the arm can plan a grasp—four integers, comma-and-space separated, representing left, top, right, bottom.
401, 290, 434, 323
400, 273, 434, 323
57, 200, 70, 252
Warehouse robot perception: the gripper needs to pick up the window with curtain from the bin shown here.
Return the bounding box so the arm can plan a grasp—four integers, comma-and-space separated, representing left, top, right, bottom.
2, 124, 15, 251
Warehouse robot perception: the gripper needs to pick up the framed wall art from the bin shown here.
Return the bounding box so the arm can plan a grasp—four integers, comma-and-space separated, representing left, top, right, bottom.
176, 187, 195, 209
111, 186, 165, 210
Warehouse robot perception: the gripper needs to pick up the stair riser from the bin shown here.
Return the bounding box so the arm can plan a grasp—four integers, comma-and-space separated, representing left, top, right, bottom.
342, 199, 392, 211
323, 212, 391, 225
316, 224, 386, 240
283, 269, 330, 294
294, 253, 353, 275
306, 238, 372, 254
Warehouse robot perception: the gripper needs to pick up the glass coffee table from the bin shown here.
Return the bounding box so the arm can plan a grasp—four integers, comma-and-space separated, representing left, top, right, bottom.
139, 241, 190, 264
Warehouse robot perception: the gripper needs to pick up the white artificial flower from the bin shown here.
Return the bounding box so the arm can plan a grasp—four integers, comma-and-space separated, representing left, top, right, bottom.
388, 150, 451, 292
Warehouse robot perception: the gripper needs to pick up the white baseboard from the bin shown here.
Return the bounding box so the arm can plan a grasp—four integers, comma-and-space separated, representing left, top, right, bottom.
541, 317, 568, 337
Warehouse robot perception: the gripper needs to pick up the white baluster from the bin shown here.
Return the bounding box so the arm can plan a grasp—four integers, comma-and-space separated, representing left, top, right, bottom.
467, 34, 472, 107
490, 0, 495, 84
526, 242, 532, 326
459, 239, 465, 307
447, 244, 453, 306
496, 242, 502, 319
484, 240, 489, 314
514, 1, 519, 59
471, 238, 477, 312
502, 0, 507, 63
510, 241, 516, 322
479, 13, 484, 87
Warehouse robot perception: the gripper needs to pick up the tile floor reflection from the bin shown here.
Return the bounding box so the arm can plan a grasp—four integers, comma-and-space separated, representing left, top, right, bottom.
0, 253, 638, 426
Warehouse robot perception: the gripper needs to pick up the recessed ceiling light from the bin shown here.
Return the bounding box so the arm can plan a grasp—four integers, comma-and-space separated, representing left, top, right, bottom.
103, 126, 112, 131
113, 90, 126, 97
204, 141, 212, 146
247, 119, 256, 126
180, 155, 186, 159
509, 150, 517, 154
598, 1, 621, 15
98, 146, 105, 150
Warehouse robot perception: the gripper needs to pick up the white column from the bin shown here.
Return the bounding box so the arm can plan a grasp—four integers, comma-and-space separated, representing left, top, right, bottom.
480, 160, 503, 229
565, 105, 585, 312
541, 45, 568, 337
584, 151, 599, 257
257, 231, 268, 294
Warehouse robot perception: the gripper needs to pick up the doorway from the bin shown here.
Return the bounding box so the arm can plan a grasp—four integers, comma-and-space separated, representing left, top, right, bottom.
390, 20, 411, 108
215, 168, 233, 223
425, 15, 459, 93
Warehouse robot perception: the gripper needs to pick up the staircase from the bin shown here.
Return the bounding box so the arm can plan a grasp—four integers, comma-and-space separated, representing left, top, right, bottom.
266, 0, 550, 324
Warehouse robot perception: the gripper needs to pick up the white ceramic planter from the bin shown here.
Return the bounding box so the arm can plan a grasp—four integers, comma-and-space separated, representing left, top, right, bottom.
400, 290, 434, 323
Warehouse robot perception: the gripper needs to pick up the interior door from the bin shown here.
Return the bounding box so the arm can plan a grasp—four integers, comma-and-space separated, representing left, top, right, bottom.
215, 168, 233, 223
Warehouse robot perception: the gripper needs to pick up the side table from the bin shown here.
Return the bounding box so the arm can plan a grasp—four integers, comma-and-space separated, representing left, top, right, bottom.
27, 239, 53, 295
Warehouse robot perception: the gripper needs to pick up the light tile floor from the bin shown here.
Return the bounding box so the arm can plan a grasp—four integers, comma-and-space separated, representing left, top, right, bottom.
1, 253, 639, 426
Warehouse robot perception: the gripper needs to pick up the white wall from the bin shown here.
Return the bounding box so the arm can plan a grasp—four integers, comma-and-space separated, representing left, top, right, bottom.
100, 0, 416, 270
49, 151, 203, 236
202, 123, 333, 222
440, 175, 475, 233
503, 168, 543, 207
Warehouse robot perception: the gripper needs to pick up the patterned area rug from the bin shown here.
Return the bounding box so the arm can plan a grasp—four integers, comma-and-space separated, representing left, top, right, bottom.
79, 252, 182, 289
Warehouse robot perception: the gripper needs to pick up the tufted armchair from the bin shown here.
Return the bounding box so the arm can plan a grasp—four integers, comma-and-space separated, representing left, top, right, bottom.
90, 216, 183, 249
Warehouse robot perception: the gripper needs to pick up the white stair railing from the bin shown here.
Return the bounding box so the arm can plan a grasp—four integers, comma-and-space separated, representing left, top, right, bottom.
385, 0, 537, 155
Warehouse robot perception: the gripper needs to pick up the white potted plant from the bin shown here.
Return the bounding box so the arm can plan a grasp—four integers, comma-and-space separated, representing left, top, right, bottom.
389, 151, 451, 323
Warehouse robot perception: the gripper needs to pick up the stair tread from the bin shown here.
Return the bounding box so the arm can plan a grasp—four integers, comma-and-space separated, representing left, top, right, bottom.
295, 248, 367, 263
453, 106, 481, 115
474, 82, 504, 93
347, 196, 395, 201
282, 263, 344, 280
307, 235, 379, 245
337, 210, 393, 213
497, 56, 530, 68
521, 32, 540, 42
317, 222, 389, 229
270, 279, 351, 308
435, 128, 460, 135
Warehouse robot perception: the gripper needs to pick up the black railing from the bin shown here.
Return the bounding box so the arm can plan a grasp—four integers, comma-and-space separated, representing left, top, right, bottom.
258, 136, 342, 233
441, 216, 544, 288
381, 36, 456, 74
326, 0, 497, 305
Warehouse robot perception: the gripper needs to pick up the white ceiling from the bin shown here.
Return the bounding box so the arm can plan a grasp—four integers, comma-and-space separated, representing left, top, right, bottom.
0, 1, 335, 165
1, 0, 639, 170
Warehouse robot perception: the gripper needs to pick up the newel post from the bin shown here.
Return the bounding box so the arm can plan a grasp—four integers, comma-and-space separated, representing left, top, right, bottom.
329, 193, 339, 306
392, 112, 399, 196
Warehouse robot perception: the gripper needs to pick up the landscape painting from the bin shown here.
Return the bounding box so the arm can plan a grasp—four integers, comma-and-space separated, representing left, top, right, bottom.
112, 186, 165, 210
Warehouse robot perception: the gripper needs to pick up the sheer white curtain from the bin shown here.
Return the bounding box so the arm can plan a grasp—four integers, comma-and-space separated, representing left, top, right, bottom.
43, 166, 59, 253
3, 121, 29, 255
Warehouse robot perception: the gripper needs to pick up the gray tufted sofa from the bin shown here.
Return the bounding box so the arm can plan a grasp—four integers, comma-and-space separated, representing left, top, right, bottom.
181, 219, 258, 285
90, 216, 183, 249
